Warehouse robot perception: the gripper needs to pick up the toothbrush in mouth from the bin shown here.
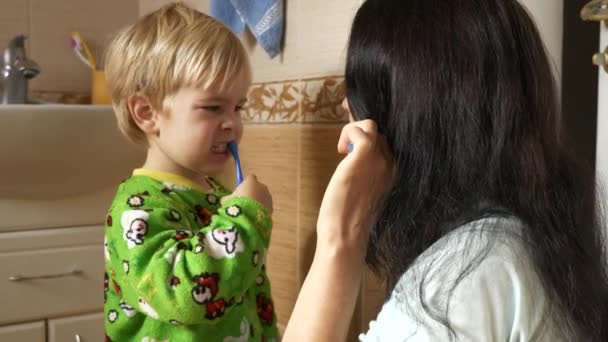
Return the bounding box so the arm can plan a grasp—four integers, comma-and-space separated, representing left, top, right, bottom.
227, 141, 244, 186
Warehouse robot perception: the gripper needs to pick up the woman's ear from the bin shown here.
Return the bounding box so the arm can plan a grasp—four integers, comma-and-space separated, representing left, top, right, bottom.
128, 94, 160, 134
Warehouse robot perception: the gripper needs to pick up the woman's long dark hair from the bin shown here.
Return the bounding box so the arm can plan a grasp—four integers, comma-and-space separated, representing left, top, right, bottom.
346, 0, 608, 340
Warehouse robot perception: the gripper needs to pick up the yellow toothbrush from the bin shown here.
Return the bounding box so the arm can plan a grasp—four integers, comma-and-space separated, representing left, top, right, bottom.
70, 31, 96, 69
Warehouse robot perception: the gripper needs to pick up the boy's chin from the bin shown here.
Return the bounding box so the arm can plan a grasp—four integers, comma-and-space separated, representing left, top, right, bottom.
198, 164, 228, 177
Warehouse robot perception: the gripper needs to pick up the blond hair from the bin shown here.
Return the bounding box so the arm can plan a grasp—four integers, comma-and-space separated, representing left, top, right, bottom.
105, 2, 251, 145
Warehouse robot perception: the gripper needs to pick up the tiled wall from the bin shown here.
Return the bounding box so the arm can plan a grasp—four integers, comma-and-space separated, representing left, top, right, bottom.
140, 0, 383, 338
140, 0, 358, 81
0, 0, 138, 103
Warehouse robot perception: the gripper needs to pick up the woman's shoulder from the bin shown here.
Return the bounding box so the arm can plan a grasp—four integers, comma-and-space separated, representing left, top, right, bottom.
424, 216, 529, 266
361, 216, 564, 341
394, 216, 542, 301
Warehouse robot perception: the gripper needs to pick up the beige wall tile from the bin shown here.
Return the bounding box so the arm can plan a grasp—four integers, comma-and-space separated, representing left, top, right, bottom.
0, 0, 29, 53
298, 124, 366, 338
188, 0, 210, 13
139, 0, 173, 16
246, 0, 360, 82
243, 0, 300, 83
236, 124, 300, 327
139, 0, 359, 82
294, 0, 359, 78
140, 0, 300, 83
361, 269, 386, 332
297, 125, 343, 285
139, 0, 209, 16
28, 0, 138, 93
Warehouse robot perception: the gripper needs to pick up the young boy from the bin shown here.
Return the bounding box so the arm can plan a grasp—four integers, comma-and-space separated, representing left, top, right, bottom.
102, 3, 278, 341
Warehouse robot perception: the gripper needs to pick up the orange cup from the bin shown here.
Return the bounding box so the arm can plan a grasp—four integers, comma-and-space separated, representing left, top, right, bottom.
91, 69, 111, 105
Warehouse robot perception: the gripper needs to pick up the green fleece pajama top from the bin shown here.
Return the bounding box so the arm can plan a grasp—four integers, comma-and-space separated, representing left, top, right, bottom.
103, 169, 279, 342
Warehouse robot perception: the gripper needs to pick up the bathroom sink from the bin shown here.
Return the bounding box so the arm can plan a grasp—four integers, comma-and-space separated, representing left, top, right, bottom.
0, 105, 144, 230
0, 104, 143, 199
0, 104, 144, 231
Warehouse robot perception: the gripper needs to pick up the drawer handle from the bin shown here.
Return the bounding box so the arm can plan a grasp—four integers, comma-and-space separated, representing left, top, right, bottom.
75, 334, 82, 342
8, 269, 83, 282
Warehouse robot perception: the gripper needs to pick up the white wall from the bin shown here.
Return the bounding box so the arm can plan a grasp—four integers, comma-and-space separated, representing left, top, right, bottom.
519, 0, 565, 77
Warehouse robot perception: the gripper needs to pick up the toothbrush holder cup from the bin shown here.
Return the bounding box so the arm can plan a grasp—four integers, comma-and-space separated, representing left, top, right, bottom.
91, 69, 111, 105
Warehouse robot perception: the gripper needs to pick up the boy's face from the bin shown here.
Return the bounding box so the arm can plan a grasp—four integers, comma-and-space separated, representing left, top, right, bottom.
154, 68, 249, 177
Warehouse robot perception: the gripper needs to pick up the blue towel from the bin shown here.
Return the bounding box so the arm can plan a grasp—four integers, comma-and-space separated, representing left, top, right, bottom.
210, 0, 284, 58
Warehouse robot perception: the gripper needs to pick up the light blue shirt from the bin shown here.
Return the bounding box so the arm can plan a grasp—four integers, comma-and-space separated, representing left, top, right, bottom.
360, 217, 567, 341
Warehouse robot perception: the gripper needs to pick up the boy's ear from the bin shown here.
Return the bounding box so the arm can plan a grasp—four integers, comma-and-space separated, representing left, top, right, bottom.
128, 94, 160, 134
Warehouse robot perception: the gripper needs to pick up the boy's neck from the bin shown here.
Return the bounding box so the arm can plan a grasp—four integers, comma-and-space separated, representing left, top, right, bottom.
142, 146, 208, 187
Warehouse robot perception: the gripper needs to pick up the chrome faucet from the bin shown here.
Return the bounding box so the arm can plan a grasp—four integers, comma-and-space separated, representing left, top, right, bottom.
1, 35, 40, 104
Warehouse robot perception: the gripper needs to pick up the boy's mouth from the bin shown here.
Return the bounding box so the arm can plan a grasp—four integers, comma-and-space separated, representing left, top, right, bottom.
211, 144, 227, 153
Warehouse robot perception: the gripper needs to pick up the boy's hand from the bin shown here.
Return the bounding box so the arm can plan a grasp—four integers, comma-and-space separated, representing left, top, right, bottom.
222, 175, 273, 213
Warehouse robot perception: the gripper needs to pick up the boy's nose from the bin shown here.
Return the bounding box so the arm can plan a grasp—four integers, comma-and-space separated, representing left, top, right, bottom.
221, 114, 240, 130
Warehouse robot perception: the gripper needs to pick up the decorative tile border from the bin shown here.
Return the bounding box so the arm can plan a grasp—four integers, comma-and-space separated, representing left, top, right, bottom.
300, 76, 348, 123
243, 75, 348, 124
245, 79, 301, 123
31, 91, 90, 105
28, 75, 349, 124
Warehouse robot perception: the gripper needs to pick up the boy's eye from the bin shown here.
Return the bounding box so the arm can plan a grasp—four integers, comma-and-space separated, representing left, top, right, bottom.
200, 106, 221, 112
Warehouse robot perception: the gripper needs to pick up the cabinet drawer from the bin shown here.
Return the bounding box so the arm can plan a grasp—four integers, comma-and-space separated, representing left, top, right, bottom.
48, 312, 104, 342
0, 321, 45, 341
0, 245, 103, 325
0, 225, 103, 253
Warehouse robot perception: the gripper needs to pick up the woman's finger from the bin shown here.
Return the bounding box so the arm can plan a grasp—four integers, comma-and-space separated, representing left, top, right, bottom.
354, 119, 378, 135
337, 125, 374, 154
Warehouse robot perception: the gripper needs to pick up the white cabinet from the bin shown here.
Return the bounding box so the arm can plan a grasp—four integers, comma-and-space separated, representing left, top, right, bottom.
0, 321, 45, 342
0, 104, 140, 338
0, 226, 105, 339
48, 312, 104, 342
0, 245, 104, 324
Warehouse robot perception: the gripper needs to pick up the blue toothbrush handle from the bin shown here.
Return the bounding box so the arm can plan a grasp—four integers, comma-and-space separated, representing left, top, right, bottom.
234, 154, 244, 185
228, 141, 244, 186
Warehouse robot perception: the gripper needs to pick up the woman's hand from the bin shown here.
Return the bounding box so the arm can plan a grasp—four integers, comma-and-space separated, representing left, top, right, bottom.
317, 119, 394, 257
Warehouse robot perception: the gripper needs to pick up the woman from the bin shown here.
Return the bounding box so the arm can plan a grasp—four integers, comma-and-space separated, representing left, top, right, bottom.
284, 0, 608, 341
